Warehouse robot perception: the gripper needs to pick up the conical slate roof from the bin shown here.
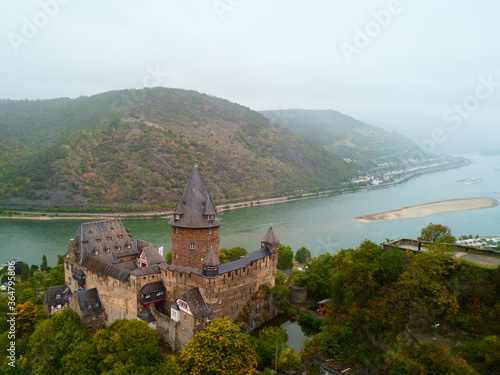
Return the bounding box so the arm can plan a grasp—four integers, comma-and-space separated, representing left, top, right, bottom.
203, 246, 219, 267
262, 227, 279, 244
168, 165, 222, 228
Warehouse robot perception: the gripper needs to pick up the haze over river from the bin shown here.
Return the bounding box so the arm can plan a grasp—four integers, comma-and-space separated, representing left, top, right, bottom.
1, 154, 499, 266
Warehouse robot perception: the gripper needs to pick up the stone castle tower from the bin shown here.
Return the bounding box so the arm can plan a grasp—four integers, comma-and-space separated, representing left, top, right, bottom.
168, 163, 223, 269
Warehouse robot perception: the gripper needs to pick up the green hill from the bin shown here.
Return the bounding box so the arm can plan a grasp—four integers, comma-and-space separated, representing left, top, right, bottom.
0, 88, 358, 210
260, 109, 426, 169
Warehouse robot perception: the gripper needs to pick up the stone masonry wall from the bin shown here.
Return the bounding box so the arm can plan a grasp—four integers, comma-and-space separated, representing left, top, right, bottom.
171, 227, 220, 269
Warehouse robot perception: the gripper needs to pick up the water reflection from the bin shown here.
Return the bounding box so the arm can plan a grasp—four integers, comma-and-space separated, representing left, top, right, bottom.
251, 314, 317, 352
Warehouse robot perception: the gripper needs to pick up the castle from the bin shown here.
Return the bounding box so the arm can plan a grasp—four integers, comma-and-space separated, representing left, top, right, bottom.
59, 164, 279, 350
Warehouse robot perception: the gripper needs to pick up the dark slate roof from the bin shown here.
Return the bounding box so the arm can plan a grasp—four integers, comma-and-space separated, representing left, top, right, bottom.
138, 308, 156, 323
168, 165, 223, 228
203, 247, 219, 267
141, 245, 166, 266
131, 265, 160, 276
140, 281, 166, 294
75, 219, 137, 263
158, 263, 202, 275
81, 252, 131, 282
75, 288, 104, 317
262, 227, 279, 244
44, 285, 72, 306
219, 245, 272, 274
120, 260, 139, 272
177, 288, 212, 318
72, 267, 85, 275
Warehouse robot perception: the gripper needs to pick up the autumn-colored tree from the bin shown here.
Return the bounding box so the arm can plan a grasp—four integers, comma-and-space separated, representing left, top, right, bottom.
219, 248, 230, 264
420, 223, 456, 244
14, 301, 43, 338
390, 342, 476, 375
277, 348, 301, 373
180, 318, 257, 375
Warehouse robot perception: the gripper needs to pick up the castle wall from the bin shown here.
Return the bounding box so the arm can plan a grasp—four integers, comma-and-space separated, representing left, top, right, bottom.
171, 227, 220, 269
66, 240, 140, 325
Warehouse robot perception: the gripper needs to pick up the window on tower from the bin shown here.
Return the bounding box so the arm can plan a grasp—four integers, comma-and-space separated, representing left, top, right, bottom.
190, 243, 195, 250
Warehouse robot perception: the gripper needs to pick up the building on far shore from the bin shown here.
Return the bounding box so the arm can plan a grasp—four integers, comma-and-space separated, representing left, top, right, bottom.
51, 164, 279, 350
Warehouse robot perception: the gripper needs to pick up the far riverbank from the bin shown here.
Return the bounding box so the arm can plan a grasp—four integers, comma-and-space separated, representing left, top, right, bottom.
0, 160, 469, 221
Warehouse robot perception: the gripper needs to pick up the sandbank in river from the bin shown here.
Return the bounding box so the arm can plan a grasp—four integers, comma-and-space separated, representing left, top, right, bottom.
356, 197, 499, 222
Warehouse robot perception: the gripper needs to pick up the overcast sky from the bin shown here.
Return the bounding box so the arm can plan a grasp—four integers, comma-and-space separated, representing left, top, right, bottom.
1, 0, 499, 151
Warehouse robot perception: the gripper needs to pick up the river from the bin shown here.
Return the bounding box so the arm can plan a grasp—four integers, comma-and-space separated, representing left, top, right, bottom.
1, 154, 499, 266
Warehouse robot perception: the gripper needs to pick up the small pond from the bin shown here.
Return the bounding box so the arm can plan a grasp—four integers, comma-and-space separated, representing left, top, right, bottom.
251, 314, 317, 352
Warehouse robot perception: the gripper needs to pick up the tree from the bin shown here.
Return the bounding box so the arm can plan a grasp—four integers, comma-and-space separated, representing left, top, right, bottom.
43, 264, 65, 287
14, 301, 43, 339
180, 318, 257, 375
390, 342, 475, 375
166, 251, 172, 264
277, 348, 301, 373
219, 248, 230, 264
420, 223, 456, 244
295, 253, 333, 301
22, 308, 85, 374
230, 246, 248, 262
57, 254, 65, 265
255, 326, 288, 368
14, 281, 37, 305
62, 319, 162, 374
277, 244, 294, 270
40, 255, 49, 272
294, 246, 311, 264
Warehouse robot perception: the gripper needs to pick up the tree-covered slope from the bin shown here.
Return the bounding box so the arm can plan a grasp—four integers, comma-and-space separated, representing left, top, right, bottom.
260, 109, 426, 169
0, 88, 358, 209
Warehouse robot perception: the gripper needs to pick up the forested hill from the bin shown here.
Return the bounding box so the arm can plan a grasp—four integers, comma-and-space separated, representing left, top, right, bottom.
260, 109, 426, 169
0, 88, 358, 210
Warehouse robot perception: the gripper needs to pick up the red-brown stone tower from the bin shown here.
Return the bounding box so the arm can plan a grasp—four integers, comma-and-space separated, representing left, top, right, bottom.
169, 164, 222, 269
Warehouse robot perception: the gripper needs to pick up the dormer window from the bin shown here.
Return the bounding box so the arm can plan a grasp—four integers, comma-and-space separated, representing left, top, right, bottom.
175, 214, 181, 220
56, 294, 61, 299
116, 246, 121, 251
127, 244, 132, 249
83, 240, 89, 245
104, 247, 110, 253
96, 238, 101, 243
107, 236, 112, 241
118, 234, 123, 239
94, 250, 99, 256
204, 214, 215, 220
